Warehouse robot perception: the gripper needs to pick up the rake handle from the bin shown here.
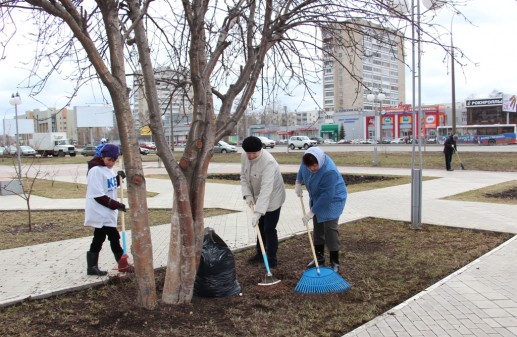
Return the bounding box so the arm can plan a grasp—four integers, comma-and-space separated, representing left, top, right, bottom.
454, 148, 465, 168
251, 206, 273, 276
300, 196, 320, 273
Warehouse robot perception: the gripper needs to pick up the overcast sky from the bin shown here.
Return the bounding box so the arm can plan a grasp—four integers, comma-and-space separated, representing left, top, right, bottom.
0, 0, 515, 120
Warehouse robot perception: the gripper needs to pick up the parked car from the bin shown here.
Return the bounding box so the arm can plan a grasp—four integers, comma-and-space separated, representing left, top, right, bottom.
140, 142, 157, 150
214, 140, 237, 153
390, 137, 405, 144
139, 147, 150, 155
426, 137, 437, 144
310, 137, 324, 144
323, 139, 336, 144
381, 138, 392, 144
337, 139, 351, 144
257, 136, 275, 149
19, 146, 37, 157
4, 145, 18, 156
288, 136, 317, 150
81, 145, 97, 156
3, 145, 37, 157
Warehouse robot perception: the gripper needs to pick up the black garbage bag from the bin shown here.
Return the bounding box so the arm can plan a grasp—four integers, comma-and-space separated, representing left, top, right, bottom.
194, 227, 241, 297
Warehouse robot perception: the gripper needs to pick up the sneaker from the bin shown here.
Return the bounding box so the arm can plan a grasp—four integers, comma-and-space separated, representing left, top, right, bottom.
329, 262, 340, 273
447, 169, 454, 171
247, 254, 263, 265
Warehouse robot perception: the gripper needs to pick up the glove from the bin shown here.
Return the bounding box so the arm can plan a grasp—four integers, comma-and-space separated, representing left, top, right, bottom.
295, 181, 303, 197
302, 211, 314, 225
118, 203, 127, 212
244, 196, 255, 209
252, 212, 261, 227
117, 170, 126, 180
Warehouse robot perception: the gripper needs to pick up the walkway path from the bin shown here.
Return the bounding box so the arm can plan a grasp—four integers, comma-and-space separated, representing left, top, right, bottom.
1, 161, 516, 336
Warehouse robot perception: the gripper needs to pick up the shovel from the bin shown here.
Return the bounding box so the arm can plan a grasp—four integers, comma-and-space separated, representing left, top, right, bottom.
116, 174, 132, 272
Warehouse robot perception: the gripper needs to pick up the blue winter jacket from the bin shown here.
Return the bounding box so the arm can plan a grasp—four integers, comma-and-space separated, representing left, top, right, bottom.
296, 147, 347, 222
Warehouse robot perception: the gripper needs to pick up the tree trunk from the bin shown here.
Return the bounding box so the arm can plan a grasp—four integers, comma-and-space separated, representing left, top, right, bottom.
22, 0, 159, 309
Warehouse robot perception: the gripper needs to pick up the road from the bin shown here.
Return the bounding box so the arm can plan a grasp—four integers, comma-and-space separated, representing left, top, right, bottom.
267, 143, 517, 153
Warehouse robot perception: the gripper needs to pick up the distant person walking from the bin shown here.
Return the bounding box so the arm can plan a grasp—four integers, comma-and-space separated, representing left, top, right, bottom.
295, 147, 347, 273
94, 138, 108, 157
240, 136, 286, 268
443, 134, 458, 171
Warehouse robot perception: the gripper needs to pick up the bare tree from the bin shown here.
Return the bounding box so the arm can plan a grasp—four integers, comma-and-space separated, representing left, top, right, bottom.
0, 0, 469, 306
2, 0, 158, 309
47, 166, 60, 188
1, 157, 47, 231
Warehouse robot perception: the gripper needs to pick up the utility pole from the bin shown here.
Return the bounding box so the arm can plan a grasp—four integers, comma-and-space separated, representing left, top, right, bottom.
284, 106, 289, 153
451, 17, 457, 135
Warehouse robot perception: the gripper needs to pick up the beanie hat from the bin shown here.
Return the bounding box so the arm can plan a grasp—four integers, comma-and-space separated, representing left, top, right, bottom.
242, 136, 263, 152
100, 143, 120, 159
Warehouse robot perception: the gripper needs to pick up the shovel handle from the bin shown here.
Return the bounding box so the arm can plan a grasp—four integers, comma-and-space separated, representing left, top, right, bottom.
119, 178, 125, 232
119, 176, 127, 254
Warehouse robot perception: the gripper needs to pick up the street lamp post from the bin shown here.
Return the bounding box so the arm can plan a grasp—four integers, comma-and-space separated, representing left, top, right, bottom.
408, 0, 445, 229
367, 92, 385, 166
9, 92, 22, 179
409, 0, 424, 229
450, 13, 457, 135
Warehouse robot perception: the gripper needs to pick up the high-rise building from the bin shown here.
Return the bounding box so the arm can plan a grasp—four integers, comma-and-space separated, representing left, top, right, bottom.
322, 20, 406, 113
132, 67, 193, 143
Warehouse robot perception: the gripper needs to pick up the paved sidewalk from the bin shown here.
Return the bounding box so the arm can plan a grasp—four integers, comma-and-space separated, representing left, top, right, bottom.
1, 162, 517, 336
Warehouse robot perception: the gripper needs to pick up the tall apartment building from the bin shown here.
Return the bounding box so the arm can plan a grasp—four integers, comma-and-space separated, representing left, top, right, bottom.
24, 107, 76, 140
322, 20, 406, 113
132, 67, 192, 142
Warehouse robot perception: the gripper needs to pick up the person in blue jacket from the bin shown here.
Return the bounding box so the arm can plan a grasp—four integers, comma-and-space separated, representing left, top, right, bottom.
295, 147, 347, 273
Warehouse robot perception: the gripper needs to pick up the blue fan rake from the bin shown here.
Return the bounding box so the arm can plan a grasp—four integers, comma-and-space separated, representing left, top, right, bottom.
294, 196, 351, 294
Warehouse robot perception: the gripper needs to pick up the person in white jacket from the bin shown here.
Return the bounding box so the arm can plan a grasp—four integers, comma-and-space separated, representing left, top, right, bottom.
240, 136, 286, 268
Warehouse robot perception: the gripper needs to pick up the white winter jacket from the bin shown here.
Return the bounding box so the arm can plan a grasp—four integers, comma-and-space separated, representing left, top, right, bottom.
240, 150, 286, 215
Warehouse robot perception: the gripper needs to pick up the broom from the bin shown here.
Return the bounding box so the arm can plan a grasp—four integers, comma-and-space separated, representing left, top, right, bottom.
454, 149, 465, 170
294, 197, 351, 294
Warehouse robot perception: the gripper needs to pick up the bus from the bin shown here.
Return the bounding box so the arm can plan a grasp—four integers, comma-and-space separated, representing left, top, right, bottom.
436, 124, 517, 145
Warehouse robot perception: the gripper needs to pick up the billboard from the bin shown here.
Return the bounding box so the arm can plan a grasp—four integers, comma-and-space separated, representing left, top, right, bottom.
1, 119, 35, 136
75, 105, 115, 128
502, 94, 517, 113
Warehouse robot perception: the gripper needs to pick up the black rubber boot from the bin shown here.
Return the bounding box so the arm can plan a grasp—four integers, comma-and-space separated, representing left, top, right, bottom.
329, 250, 340, 273
307, 244, 325, 268
87, 251, 108, 276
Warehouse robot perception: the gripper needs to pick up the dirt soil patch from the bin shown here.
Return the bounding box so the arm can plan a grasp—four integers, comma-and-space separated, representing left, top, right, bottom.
1, 218, 513, 337
484, 187, 517, 200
